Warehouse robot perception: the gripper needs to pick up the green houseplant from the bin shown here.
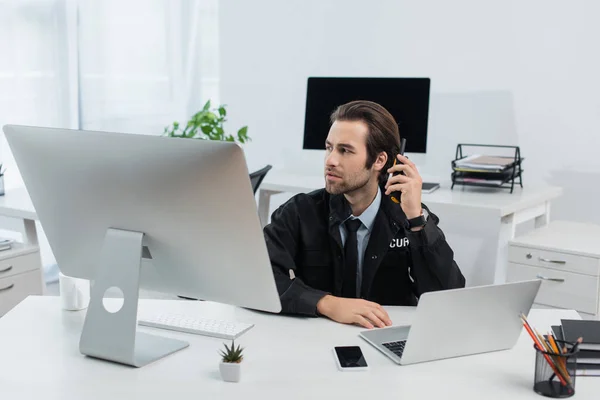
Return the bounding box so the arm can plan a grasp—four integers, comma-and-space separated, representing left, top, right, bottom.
163, 100, 250, 144
218, 340, 244, 382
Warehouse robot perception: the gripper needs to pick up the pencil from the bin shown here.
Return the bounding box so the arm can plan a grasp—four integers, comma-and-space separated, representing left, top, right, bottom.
520, 315, 570, 386
547, 333, 566, 370
572, 337, 583, 353
547, 333, 560, 354
535, 329, 571, 384
522, 315, 572, 386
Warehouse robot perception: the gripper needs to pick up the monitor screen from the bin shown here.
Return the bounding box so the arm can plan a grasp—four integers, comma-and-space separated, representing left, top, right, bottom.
302, 77, 430, 153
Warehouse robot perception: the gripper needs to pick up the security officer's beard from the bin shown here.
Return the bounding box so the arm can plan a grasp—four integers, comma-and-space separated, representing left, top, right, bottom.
325, 167, 372, 195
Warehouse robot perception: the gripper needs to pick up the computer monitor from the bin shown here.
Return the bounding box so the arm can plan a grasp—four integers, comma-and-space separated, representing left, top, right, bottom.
3, 124, 281, 367
303, 77, 431, 153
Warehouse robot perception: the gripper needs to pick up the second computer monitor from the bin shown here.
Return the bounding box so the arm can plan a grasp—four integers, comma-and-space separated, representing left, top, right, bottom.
302, 77, 431, 153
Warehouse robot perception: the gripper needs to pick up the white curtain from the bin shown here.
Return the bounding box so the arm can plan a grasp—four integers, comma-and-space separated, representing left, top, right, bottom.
0, 0, 219, 281
0, 0, 75, 189
78, 0, 220, 133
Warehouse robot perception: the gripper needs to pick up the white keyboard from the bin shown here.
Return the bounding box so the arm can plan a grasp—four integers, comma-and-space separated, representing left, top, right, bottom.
138, 312, 254, 340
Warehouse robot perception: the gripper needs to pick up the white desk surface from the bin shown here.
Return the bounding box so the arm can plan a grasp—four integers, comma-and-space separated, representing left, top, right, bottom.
1, 296, 596, 399
0, 187, 37, 220
261, 172, 563, 218
509, 220, 600, 258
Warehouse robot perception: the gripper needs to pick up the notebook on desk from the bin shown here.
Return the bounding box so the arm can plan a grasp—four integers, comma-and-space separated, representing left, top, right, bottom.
552, 323, 600, 376
561, 320, 600, 351
422, 182, 440, 194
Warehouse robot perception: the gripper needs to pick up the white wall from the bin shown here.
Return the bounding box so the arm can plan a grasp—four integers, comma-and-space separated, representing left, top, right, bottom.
220, 0, 600, 225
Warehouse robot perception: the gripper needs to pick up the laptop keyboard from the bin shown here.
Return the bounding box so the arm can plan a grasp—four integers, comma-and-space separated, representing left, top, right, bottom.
382, 340, 406, 358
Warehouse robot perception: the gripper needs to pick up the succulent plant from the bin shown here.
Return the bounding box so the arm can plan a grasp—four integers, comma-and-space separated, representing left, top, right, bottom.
219, 340, 244, 363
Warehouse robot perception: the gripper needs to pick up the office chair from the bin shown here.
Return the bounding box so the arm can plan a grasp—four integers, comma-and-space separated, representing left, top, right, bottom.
178, 164, 273, 301
249, 164, 272, 194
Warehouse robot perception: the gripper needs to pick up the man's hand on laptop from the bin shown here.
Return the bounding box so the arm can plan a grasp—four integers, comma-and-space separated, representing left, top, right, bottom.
316, 295, 392, 329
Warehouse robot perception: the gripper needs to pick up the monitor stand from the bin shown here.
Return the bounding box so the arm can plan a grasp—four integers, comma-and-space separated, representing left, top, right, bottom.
79, 228, 189, 367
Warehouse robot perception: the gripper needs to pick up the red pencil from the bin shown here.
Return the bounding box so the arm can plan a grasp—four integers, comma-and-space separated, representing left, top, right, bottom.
520, 315, 569, 387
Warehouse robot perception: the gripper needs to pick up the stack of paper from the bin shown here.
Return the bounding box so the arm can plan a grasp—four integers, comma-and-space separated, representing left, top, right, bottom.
454, 177, 505, 185
454, 154, 516, 172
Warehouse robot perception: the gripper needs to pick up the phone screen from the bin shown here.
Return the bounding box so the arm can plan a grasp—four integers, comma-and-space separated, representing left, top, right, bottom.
334, 346, 368, 368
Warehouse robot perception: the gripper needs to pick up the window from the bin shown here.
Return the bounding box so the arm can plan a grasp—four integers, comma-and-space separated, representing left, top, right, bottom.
0, 0, 219, 276
0, 0, 72, 189
78, 0, 220, 134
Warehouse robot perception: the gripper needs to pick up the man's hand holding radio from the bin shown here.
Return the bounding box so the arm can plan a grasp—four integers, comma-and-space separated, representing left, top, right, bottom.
384, 154, 423, 220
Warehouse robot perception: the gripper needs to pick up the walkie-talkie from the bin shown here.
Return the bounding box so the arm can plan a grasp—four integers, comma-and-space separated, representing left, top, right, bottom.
389, 138, 406, 204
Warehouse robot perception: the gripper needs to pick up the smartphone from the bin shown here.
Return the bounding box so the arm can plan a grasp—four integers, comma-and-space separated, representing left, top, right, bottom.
389, 138, 407, 204
333, 346, 369, 371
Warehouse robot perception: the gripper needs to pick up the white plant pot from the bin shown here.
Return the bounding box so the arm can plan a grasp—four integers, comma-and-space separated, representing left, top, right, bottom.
219, 361, 241, 382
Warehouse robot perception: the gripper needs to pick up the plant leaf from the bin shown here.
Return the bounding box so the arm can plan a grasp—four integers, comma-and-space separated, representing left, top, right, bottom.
218, 340, 243, 362
218, 106, 226, 117
237, 126, 250, 143
186, 127, 198, 138
202, 100, 211, 111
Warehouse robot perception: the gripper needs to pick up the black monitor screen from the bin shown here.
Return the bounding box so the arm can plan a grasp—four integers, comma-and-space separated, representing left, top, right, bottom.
302, 77, 430, 153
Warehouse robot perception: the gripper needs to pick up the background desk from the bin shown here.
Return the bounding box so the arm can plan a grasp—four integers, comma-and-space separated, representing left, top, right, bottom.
258, 172, 563, 286
0, 296, 595, 399
0, 187, 43, 315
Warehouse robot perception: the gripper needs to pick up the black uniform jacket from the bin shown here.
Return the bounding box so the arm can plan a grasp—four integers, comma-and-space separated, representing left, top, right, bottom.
264, 189, 465, 316
263, 187, 466, 316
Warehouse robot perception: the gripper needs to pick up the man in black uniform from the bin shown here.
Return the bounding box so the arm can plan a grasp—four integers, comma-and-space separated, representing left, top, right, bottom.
264, 100, 465, 329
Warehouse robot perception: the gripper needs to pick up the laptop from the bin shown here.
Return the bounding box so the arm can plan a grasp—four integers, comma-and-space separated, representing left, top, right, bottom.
359, 279, 542, 365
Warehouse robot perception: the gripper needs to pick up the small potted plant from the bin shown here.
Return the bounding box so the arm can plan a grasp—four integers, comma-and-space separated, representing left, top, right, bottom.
219, 340, 244, 382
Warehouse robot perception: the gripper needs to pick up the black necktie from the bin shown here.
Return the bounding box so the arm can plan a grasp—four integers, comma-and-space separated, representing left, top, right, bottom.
342, 219, 362, 298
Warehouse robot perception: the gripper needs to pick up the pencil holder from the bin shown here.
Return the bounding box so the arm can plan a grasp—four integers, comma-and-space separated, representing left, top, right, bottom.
533, 340, 578, 398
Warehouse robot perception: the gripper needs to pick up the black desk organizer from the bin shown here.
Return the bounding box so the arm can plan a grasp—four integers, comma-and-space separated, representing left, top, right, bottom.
451, 144, 523, 193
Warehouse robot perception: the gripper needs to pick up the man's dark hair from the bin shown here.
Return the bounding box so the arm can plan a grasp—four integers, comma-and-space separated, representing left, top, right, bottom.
330, 100, 401, 185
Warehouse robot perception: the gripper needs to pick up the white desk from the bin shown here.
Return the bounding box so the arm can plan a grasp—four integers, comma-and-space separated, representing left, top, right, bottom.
508, 221, 600, 319
258, 172, 563, 286
1, 296, 597, 399
0, 187, 39, 242
0, 188, 44, 315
